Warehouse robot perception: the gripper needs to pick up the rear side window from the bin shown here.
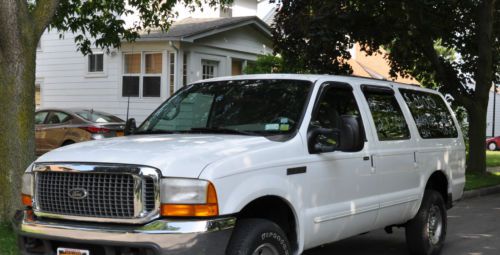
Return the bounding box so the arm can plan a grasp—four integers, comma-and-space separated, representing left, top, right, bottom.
399, 89, 458, 139
362, 86, 410, 141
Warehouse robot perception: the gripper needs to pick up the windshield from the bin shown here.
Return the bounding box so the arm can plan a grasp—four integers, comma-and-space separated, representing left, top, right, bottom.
76, 110, 124, 123
137, 79, 312, 136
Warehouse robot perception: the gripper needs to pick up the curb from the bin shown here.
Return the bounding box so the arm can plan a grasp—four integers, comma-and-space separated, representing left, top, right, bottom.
462, 184, 500, 199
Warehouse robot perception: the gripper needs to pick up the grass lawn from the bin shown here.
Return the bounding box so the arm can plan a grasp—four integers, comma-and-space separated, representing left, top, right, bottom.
486, 150, 500, 167
0, 222, 17, 255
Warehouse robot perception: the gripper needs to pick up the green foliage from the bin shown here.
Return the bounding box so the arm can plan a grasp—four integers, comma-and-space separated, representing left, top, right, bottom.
465, 172, 500, 191
46, 0, 231, 55
0, 222, 16, 255
486, 151, 500, 168
273, 0, 499, 173
243, 55, 285, 74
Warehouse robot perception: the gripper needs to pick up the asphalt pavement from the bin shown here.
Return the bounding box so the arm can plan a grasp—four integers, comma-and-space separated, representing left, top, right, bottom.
304, 194, 500, 255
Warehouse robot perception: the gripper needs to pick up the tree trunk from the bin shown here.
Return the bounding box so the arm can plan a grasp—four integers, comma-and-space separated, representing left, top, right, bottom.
0, 1, 37, 222
0, 54, 36, 222
466, 0, 496, 174
467, 103, 489, 174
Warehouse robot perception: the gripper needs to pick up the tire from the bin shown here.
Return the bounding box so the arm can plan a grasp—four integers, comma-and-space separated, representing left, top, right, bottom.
226, 218, 291, 255
405, 190, 447, 255
488, 142, 497, 151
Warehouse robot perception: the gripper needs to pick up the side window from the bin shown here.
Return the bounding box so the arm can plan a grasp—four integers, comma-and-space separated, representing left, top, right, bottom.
311, 85, 361, 129
46, 112, 71, 124
310, 83, 364, 151
362, 86, 410, 141
35, 112, 48, 124
400, 89, 458, 139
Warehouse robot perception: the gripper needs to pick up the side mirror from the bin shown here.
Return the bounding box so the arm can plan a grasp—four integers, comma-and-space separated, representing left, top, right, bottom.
308, 127, 341, 154
124, 118, 137, 136
308, 115, 364, 154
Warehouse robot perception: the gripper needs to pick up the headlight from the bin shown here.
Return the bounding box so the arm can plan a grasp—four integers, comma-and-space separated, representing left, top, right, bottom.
160, 178, 218, 217
21, 165, 34, 207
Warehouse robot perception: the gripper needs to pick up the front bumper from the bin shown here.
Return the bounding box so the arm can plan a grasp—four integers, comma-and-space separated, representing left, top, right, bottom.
13, 209, 236, 255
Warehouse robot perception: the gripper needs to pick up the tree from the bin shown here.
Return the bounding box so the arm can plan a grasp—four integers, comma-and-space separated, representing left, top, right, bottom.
273, 0, 498, 174
244, 54, 285, 74
0, 0, 227, 222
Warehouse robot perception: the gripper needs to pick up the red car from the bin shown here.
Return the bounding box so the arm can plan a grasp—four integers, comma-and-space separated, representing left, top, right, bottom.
486, 136, 500, 151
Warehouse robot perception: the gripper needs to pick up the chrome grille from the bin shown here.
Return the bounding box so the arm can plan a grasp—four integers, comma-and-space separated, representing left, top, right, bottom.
144, 177, 155, 212
36, 172, 136, 218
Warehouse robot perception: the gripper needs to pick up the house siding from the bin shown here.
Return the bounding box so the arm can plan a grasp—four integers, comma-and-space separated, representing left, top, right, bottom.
486, 90, 500, 137
36, 24, 272, 123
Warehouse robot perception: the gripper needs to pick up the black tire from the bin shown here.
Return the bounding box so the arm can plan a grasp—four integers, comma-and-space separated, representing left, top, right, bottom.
405, 190, 447, 255
488, 142, 497, 151
226, 218, 291, 255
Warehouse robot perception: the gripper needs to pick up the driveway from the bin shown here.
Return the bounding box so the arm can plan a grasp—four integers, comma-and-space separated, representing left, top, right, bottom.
304, 194, 500, 255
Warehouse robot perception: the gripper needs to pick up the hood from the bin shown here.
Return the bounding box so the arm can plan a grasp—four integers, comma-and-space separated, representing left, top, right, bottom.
36, 134, 276, 178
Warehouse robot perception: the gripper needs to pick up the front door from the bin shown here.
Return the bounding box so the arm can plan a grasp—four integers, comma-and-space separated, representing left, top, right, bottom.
302, 82, 378, 249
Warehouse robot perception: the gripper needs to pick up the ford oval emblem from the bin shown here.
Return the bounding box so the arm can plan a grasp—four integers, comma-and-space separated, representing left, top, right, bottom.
68, 188, 88, 200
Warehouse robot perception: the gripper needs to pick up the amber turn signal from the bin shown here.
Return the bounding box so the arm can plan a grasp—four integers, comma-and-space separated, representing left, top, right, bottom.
161, 182, 219, 217
21, 193, 32, 207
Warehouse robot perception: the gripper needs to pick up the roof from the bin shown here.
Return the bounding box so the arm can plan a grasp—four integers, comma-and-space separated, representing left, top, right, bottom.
196, 74, 432, 93
137, 16, 272, 42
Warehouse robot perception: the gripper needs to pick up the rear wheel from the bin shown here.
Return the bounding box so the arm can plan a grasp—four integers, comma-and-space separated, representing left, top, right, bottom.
226, 218, 291, 255
488, 142, 497, 151
405, 190, 447, 255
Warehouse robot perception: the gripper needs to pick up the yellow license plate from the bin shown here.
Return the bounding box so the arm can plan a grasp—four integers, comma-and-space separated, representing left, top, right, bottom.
57, 248, 89, 255
116, 131, 124, 137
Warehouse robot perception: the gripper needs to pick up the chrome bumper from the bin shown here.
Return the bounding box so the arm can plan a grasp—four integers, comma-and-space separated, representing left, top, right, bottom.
14, 209, 236, 255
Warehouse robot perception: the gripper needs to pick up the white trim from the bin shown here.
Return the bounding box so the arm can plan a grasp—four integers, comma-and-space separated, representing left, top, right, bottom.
84, 52, 107, 78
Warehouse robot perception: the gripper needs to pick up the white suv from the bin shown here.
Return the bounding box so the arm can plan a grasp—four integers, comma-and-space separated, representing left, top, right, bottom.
15, 74, 465, 255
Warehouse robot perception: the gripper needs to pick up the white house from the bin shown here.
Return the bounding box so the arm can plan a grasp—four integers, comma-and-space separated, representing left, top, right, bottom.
36, 0, 274, 122
487, 88, 500, 137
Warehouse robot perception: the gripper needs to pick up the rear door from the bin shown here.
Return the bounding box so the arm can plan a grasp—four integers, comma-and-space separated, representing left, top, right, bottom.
359, 85, 420, 228
43, 111, 73, 151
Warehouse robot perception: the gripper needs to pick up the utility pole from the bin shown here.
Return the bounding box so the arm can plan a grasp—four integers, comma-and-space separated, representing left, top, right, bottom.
493, 84, 498, 137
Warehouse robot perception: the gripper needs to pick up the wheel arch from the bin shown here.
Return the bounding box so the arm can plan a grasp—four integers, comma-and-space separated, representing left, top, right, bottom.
425, 170, 450, 208
236, 195, 299, 253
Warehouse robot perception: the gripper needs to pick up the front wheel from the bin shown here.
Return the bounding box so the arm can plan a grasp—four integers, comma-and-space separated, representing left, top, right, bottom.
226, 218, 291, 255
405, 190, 447, 255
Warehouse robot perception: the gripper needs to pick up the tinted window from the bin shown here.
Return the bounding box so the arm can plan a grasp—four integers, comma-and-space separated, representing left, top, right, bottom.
311, 85, 361, 130
363, 87, 410, 141
47, 111, 71, 124
138, 79, 312, 136
35, 111, 48, 124
400, 89, 458, 139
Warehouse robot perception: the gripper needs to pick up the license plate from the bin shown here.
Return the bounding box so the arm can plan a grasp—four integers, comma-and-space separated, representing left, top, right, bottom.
116, 131, 124, 137
57, 248, 90, 255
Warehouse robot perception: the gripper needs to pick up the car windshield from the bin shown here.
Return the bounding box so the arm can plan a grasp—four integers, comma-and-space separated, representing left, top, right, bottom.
76, 110, 124, 123
137, 79, 312, 136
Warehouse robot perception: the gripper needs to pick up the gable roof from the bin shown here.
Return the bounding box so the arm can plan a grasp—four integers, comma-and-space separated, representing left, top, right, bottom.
138, 16, 272, 42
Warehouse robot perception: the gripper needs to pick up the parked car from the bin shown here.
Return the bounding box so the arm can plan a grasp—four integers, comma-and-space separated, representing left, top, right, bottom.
35, 108, 125, 155
486, 136, 500, 151
16, 75, 465, 255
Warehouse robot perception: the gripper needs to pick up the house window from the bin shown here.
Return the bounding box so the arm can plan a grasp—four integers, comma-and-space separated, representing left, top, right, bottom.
202, 60, 218, 79
88, 53, 104, 73
144, 53, 162, 97
169, 53, 176, 96
122, 52, 162, 98
123, 53, 141, 97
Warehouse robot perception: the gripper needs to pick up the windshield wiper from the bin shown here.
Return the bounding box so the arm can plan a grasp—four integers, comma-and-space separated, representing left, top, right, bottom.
189, 127, 258, 136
